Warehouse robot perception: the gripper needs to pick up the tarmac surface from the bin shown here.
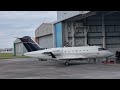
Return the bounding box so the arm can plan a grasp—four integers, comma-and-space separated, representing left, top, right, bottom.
0, 58, 120, 79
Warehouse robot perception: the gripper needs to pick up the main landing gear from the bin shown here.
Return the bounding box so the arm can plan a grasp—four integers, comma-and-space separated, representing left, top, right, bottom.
65, 60, 70, 66
38, 59, 47, 61
65, 62, 69, 65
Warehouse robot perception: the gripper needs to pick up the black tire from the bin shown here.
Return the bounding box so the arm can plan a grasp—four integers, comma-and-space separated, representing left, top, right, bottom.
65, 62, 69, 66
38, 59, 41, 61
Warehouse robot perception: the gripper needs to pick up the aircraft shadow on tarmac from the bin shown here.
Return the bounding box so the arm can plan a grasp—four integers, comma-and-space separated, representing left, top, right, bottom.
42, 61, 96, 67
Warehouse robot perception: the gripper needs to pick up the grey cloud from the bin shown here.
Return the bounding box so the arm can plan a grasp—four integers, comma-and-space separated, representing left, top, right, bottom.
0, 11, 57, 48
0, 11, 57, 20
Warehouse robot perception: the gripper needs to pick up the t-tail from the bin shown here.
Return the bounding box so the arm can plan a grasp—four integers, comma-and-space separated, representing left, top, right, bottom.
18, 36, 45, 52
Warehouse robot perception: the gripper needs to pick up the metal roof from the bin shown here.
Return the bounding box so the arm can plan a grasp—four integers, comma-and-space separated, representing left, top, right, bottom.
53, 11, 119, 24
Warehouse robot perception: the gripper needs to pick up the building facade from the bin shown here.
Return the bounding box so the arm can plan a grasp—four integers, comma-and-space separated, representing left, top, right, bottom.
0, 48, 13, 53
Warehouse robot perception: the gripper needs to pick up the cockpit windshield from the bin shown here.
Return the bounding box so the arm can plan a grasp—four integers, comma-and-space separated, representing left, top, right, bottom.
98, 48, 107, 51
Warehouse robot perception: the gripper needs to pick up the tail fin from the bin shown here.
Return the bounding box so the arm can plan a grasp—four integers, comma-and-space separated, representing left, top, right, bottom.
18, 36, 45, 52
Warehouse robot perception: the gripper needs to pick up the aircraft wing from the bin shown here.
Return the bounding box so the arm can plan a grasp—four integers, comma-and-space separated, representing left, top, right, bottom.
42, 52, 96, 61
42, 52, 56, 58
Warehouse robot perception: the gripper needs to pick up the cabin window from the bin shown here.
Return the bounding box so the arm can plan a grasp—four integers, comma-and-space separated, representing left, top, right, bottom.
57, 50, 60, 52
98, 48, 107, 51
53, 50, 55, 52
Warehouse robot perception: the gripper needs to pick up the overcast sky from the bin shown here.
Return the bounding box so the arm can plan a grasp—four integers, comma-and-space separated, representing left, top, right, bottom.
0, 11, 57, 48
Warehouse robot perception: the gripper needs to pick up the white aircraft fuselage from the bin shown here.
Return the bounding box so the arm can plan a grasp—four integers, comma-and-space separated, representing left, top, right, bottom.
24, 46, 113, 61
18, 36, 114, 65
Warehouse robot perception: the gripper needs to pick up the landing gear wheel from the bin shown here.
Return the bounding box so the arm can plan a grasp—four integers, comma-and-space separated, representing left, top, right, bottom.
65, 62, 69, 66
38, 59, 41, 61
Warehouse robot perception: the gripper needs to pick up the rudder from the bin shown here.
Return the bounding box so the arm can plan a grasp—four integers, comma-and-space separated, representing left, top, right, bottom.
19, 36, 45, 52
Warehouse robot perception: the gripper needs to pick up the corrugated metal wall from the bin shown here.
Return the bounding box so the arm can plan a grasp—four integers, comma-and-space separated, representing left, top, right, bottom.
14, 39, 28, 56
57, 11, 81, 21
38, 34, 53, 48
15, 43, 28, 56
35, 23, 53, 48
35, 23, 53, 37
86, 12, 120, 56
105, 25, 120, 54
88, 26, 103, 47
57, 11, 90, 21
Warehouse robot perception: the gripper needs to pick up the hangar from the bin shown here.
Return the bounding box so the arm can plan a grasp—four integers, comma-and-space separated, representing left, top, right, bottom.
35, 23, 53, 49
14, 23, 53, 56
53, 11, 120, 58
14, 37, 28, 56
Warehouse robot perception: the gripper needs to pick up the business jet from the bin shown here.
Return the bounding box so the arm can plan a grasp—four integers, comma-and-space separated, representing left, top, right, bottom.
18, 36, 114, 65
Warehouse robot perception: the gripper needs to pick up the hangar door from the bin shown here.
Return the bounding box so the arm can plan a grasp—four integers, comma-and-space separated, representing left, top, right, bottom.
88, 26, 103, 47
105, 25, 120, 54
87, 25, 120, 56
38, 34, 53, 48
15, 43, 24, 56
